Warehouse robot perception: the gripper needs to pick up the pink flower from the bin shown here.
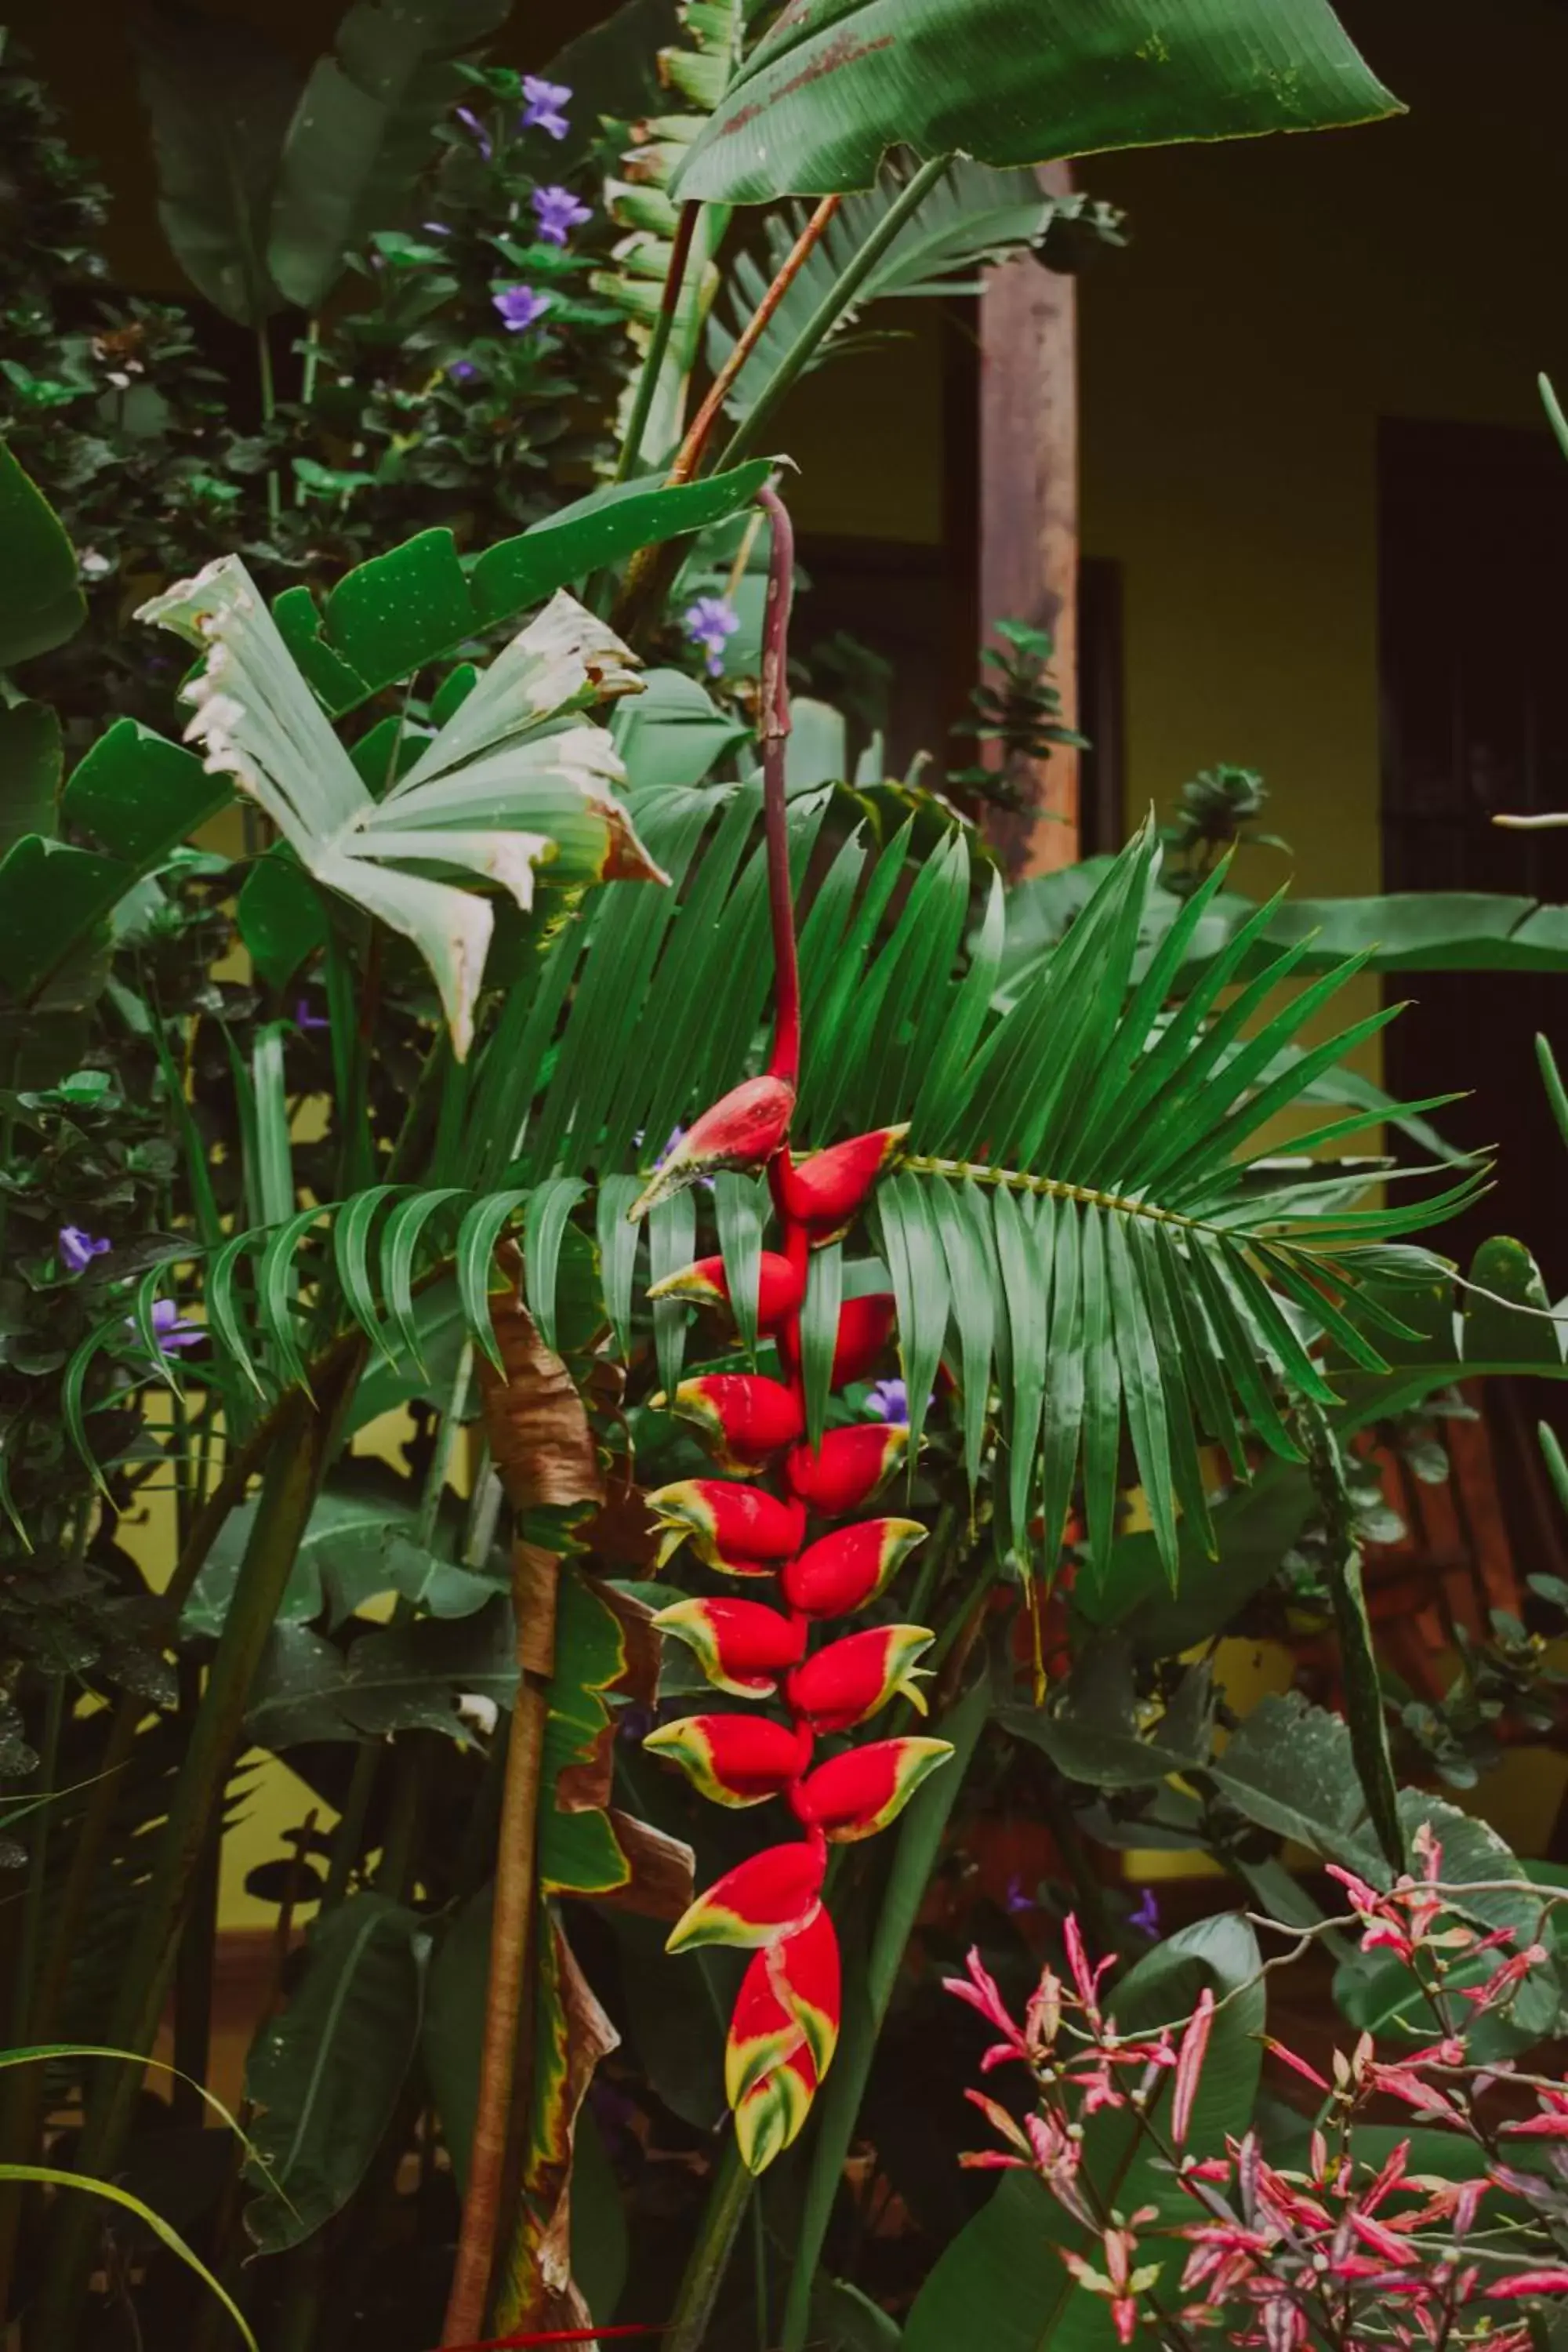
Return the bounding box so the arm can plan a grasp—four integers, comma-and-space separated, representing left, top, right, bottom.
1171, 1988, 1214, 2145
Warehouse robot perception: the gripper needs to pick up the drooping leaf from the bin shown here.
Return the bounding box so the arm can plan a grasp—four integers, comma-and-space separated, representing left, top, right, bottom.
0, 437, 86, 666
267, 0, 511, 310
243, 1893, 429, 2252
0, 702, 61, 858
673, 0, 1401, 205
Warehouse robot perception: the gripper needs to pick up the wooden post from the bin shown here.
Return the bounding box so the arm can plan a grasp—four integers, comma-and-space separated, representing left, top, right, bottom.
978, 161, 1080, 876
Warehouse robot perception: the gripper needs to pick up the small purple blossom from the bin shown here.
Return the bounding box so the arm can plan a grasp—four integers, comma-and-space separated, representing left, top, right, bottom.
421, 220, 452, 238
866, 1377, 909, 1425
294, 996, 330, 1034
1128, 1886, 1160, 1938
1004, 1874, 1039, 1918
521, 75, 571, 140
126, 1298, 203, 1358
455, 104, 492, 158
655, 1127, 713, 1192
492, 284, 551, 334
531, 184, 592, 246
448, 358, 480, 383
59, 1225, 111, 1275
682, 595, 740, 679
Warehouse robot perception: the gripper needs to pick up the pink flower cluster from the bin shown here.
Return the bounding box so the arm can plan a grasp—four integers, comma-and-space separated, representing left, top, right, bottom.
948, 1827, 1568, 2350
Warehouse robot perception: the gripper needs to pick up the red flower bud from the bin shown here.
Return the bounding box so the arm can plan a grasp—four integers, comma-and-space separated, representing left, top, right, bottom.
786, 1624, 935, 1732
646, 1479, 806, 1576
781, 1518, 927, 1619
645, 1251, 803, 1334
667, 1838, 825, 1953
726, 1907, 840, 2111
666, 1374, 804, 1470
631, 1076, 795, 1218
785, 1422, 907, 1513
652, 1595, 807, 1698
777, 1126, 908, 1242
734, 2041, 818, 2176
830, 1291, 898, 1387
642, 1712, 811, 1806
797, 1737, 953, 1842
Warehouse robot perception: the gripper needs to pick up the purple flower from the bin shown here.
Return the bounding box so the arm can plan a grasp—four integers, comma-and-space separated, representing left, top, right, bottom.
456, 104, 492, 158
421, 220, 452, 238
531, 183, 592, 246
128, 1298, 203, 1358
655, 1126, 713, 1192
448, 358, 480, 383
521, 76, 571, 140
492, 284, 551, 334
1128, 1886, 1160, 1938
1004, 1874, 1038, 1918
866, 1377, 909, 1425
59, 1225, 111, 1275
294, 996, 330, 1034
682, 595, 740, 679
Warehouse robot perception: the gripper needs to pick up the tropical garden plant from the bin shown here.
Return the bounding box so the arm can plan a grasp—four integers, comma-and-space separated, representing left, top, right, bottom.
2, 3, 1568, 2350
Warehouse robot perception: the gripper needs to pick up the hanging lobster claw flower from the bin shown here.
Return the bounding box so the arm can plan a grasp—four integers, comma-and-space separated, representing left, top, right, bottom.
631, 1075, 796, 1218
667, 1837, 826, 1952
726, 1908, 841, 2109
787, 1625, 935, 1733
646, 1479, 806, 1575
830, 1292, 898, 1387
734, 2042, 818, 2176
781, 1518, 927, 1619
785, 1421, 908, 1514
652, 1595, 807, 1697
778, 1126, 909, 1243
797, 1737, 953, 1842
642, 1712, 810, 1806
646, 1251, 803, 1334
665, 1374, 804, 1469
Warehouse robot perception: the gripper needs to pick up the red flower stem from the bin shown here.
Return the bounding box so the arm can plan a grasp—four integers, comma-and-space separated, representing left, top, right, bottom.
757, 483, 800, 1090
666, 196, 841, 488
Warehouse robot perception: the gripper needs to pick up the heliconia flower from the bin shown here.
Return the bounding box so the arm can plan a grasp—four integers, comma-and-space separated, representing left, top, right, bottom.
782, 1518, 927, 1619
630, 1075, 795, 1218
795, 1737, 953, 1842
652, 1595, 806, 1698
830, 1292, 898, 1386
726, 1908, 840, 2108
666, 1838, 825, 1952
645, 1479, 806, 1575
645, 1250, 803, 1332
664, 1374, 804, 1469
785, 1421, 908, 1513
733, 2040, 818, 2176
641, 1712, 809, 1807
777, 1125, 909, 1241
786, 1625, 934, 1732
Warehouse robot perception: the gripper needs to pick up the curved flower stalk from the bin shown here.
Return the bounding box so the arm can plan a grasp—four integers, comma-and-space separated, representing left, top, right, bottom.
631, 485, 953, 2171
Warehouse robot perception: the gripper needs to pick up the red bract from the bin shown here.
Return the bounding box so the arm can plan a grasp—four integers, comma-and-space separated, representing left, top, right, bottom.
786, 1624, 934, 1732
645, 1250, 803, 1332
785, 1421, 907, 1512
796, 1737, 952, 1841
642, 1713, 811, 1807
830, 1291, 898, 1385
666, 1838, 826, 1953
725, 1908, 840, 2111
630, 1074, 795, 1218
733, 2039, 818, 2177
777, 1126, 909, 1241
782, 1518, 927, 1617
652, 1595, 806, 1697
666, 1374, 804, 1468
645, 1479, 805, 1575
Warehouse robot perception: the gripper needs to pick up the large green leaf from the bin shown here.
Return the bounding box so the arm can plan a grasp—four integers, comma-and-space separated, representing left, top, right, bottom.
1203, 1689, 1381, 1869
0, 702, 61, 858
243, 1892, 430, 2252
903, 1915, 1264, 2352
132, 9, 300, 324
673, 0, 1401, 204
0, 438, 85, 666
267, 0, 509, 310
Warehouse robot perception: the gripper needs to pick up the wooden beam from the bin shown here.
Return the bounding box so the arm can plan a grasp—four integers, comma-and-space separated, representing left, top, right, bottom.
978, 162, 1080, 876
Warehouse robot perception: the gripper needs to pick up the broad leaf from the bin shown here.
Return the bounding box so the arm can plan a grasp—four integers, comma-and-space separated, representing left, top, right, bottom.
0, 438, 85, 666
243, 1893, 429, 2252
673, 0, 1401, 204
1204, 1689, 1380, 1868
267, 0, 510, 310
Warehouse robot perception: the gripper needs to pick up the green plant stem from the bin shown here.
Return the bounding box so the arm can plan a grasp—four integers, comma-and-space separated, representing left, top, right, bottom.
779, 1666, 990, 2352
320, 1744, 380, 1912
665, 2136, 756, 2352
257, 322, 281, 535
614, 198, 701, 485
717, 155, 952, 475
38, 1364, 355, 2349
1301, 1400, 1406, 1875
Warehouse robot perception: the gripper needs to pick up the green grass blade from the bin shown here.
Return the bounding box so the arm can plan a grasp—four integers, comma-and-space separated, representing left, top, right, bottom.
930, 1175, 996, 1491
800, 1241, 843, 1452
713, 1172, 768, 1358
596, 1174, 644, 1358
1103, 1209, 1176, 1584
332, 1185, 408, 1364
1078, 1202, 1122, 1571
457, 1189, 532, 1368
1039, 1200, 1084, 1567
523, 1177, 589, 1355
650, 1189, 698, 1399
991, 1182, 1047, 1547
258, 1206, 333, 1395
381, 1188, 470, 1372
0, 2165, 258, 2350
